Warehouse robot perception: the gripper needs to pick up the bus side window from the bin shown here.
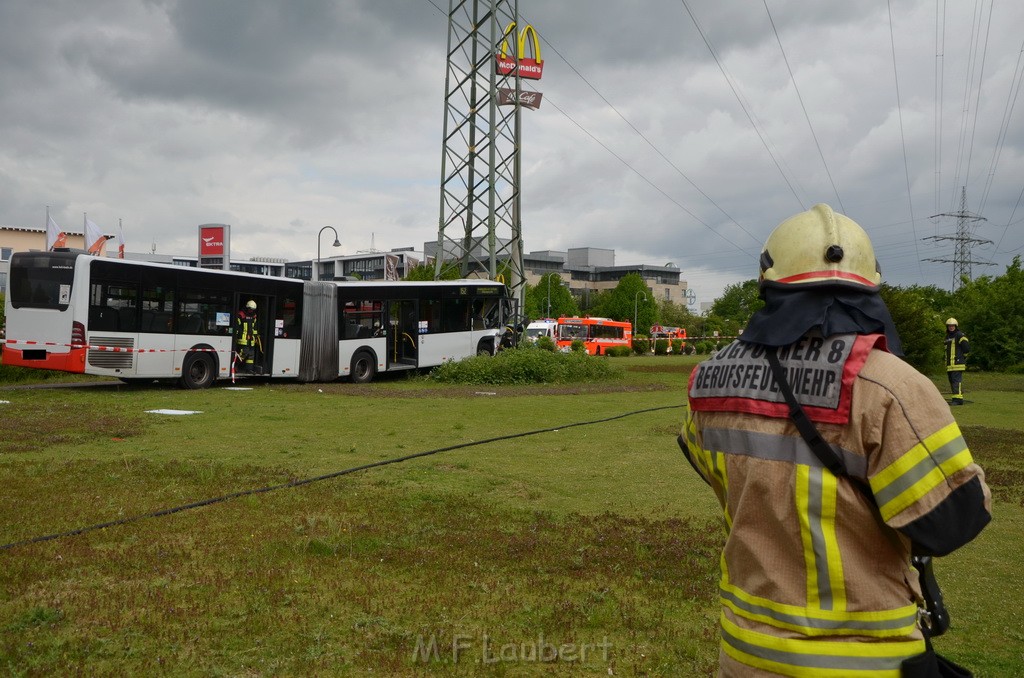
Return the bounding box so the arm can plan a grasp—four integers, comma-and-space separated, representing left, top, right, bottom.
179, 314, 202, 334
441, 298, 468, 332
119, 306, 138, 332
89, 306, 119, 331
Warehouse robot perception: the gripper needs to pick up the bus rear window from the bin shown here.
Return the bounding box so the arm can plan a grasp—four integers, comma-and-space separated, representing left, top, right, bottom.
9, 253, 76, 310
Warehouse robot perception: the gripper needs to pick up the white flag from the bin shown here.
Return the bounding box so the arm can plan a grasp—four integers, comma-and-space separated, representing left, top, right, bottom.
117, 221, 126, 258
85, 218, 108, 255
46, 215, 67, 250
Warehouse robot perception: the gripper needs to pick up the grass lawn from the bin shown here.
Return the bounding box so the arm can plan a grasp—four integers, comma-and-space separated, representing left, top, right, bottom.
1, 356, 1021, 676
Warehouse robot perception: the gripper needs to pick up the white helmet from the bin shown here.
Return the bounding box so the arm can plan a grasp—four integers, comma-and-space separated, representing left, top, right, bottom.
945, 317, 958, 327
246, 300, 257, 310
759, 204, 881, 292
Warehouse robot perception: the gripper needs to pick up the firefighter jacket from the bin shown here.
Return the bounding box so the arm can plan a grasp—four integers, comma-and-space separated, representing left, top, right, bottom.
236, 310, 258, 347
945, 329, 969, 372
682, 333, 990, 677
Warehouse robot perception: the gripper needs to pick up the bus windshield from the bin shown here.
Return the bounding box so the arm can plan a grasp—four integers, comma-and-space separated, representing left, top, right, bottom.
9, 252, 76, 310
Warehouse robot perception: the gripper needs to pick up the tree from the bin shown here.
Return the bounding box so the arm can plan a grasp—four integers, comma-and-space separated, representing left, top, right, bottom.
708, 279, 763, 336
524, 273, 578, 319
588, 273, 657, 333
878, 284, 949, 373
951, 257, 1024, 371
658, 299, 700, 333
404, 262, 462, 281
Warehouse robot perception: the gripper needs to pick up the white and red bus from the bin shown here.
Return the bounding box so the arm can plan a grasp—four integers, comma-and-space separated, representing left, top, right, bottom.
2, 251, 513, 387
555, 316, 632, 356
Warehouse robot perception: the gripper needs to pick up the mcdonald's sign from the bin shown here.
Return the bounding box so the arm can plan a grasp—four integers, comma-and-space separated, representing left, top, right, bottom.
496, 22, 544, 81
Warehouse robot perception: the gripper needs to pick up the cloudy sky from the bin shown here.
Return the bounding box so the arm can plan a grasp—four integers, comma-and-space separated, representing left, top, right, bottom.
2, 0, 1022, 306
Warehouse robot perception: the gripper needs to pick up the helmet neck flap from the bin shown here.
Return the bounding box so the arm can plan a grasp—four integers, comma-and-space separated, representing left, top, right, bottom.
742, 285, 904, 356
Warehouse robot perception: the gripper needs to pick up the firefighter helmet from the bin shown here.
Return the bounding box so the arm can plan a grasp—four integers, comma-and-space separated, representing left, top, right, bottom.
946, 317, 958, 327
759, 204, 881, 292
246, 300, 257, 310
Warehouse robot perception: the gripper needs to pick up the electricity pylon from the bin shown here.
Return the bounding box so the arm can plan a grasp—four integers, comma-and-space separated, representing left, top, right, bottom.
925, 187, 993, 291
434, 0, 525, 305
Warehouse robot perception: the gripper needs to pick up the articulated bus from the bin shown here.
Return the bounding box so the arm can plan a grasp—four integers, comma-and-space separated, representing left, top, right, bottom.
555, 316, 632, 356
2, 251, 514, 387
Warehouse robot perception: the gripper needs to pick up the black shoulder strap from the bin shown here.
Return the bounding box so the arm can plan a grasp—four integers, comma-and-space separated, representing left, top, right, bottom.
764, 346, 849, 479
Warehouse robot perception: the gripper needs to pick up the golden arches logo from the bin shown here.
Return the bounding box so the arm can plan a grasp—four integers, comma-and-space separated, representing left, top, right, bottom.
496, 22, 544, 81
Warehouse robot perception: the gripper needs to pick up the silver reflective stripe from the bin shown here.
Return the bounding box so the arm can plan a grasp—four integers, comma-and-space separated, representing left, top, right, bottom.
807, 467, 833, 610
720, 588, 918, 631
701, 427, 867, 479
873, 434, 968, 508
722, 626, 908, 672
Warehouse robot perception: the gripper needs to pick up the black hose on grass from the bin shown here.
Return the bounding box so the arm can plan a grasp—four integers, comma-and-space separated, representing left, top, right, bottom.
0, 404, 684, 553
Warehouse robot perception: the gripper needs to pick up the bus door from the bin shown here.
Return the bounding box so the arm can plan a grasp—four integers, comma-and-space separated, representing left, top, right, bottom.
388, 299, 418, 367
235, 293, 275, 375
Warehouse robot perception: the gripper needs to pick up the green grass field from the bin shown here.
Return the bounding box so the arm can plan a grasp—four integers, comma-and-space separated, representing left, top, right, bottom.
1, 358, 1021, 676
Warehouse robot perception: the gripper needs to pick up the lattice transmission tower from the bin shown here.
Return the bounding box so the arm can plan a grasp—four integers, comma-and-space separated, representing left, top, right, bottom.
434, 0, 525, 305
925, 187, 993, 291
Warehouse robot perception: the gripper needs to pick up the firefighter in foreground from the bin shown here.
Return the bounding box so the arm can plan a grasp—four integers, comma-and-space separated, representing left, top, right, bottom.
235, 299, 260, 373
944, 318, 970, 405
680, 204, 990, 676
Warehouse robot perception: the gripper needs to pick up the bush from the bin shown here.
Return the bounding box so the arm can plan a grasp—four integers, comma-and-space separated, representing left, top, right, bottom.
605, 346, 632, 357
570, 340, 586, 353
429, 346, 622, 385
670, 339, 685, 354
535, 335, 556, 352
654, 339, 669, 356
694, 340, 715, 354
632, 338, 650, 354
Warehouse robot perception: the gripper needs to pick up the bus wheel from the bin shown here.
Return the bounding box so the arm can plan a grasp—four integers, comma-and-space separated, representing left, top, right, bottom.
350, 351, 376, 384
180, 353, 216, 389
476, 339, 494, 356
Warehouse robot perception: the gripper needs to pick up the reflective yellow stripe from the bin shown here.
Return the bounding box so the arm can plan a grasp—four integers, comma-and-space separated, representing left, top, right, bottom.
712, 448, 731, 530
872, 423, 974, 521
796, 466, 844, 611
820, 471, 846, 611
683, 413, 731, 528
720, 583, 919, 637
795, 466, 819, 607
720, 612, 923, 677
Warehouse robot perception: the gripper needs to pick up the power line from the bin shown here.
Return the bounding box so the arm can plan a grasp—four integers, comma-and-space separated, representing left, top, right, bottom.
934, 0, 946, 215
887, 0, 925, 280
538, 95, 756, 260
522, 17, 764, 251
763, 0, 845, 214
947, 0, 985, 212
679, 0, 805, 210
961, 0, 995, 196
993, 182, 1024, 255
978, 36, 1024, 214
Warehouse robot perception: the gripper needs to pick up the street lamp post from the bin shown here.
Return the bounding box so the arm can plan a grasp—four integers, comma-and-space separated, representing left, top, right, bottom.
634, 291, 647, 337
316, 226, 341, 281
547, 274, 569, 318
546, 274, 556, 317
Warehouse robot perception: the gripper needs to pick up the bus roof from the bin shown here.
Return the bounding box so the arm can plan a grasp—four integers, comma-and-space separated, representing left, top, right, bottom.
19, 252, 506, 289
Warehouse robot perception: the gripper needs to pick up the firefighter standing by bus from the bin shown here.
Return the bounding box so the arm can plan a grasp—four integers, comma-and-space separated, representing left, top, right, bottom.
236, 300, 261, 373
944, 317, 970, 405
680, 205, 990, 676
